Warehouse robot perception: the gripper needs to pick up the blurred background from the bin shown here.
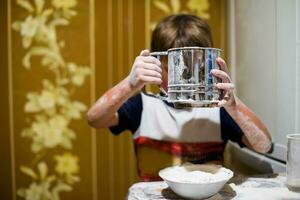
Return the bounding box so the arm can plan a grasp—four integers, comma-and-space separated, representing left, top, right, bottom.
0, 0, 299, 200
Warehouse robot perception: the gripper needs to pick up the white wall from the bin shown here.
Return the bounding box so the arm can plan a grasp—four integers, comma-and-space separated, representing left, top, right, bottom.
228, 0, 300, 145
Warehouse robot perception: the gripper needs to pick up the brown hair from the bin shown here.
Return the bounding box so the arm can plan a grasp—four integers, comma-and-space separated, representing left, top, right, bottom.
151, 14, 213, 51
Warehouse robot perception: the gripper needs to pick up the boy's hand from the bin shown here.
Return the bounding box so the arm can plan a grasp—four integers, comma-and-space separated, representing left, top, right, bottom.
128, 49, 162, 91
211, 57, 236, 109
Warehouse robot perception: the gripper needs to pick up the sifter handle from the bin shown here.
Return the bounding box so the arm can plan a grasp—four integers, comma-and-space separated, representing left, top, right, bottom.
142, 51, 168, 98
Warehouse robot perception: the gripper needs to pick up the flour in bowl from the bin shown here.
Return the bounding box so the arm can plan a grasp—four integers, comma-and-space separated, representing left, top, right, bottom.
161, 164, 232, 184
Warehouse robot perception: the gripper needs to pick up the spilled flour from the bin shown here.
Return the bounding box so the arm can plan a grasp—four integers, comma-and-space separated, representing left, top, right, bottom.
161, 165, 232, 184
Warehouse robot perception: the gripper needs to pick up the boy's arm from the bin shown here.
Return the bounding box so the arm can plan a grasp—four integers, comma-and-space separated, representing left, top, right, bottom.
225, 98, 272, 153
212, 57, 272, 153
87, 50, 162, 128
87, 77, 137, 128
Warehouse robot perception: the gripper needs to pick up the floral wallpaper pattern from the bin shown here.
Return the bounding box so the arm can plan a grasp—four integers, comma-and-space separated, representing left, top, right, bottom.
12, 0, 90, 199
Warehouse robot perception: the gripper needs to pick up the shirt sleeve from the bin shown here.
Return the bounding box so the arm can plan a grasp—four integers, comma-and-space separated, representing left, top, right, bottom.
220, 107, 245, 147
109, 93, 143, 135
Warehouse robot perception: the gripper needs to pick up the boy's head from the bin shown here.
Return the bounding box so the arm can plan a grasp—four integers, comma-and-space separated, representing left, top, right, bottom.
150, 14, 213, 92
151, 14, 213, 52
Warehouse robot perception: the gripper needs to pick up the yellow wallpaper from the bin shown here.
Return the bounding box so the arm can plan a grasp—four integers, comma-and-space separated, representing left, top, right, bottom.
9, 0, 93, 200
1, 0, 227, 200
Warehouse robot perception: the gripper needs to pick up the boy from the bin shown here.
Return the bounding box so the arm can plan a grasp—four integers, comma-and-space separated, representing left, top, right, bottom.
87, 14, 272, 181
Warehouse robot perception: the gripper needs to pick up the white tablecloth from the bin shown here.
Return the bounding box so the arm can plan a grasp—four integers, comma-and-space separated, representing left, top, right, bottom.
127, 174, 300, 200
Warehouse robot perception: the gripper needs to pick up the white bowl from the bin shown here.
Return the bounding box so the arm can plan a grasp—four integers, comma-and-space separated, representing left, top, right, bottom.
159, 164, 233, 199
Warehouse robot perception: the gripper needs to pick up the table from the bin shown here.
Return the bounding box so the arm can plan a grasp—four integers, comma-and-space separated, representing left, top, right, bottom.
127, 174, 300, 200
